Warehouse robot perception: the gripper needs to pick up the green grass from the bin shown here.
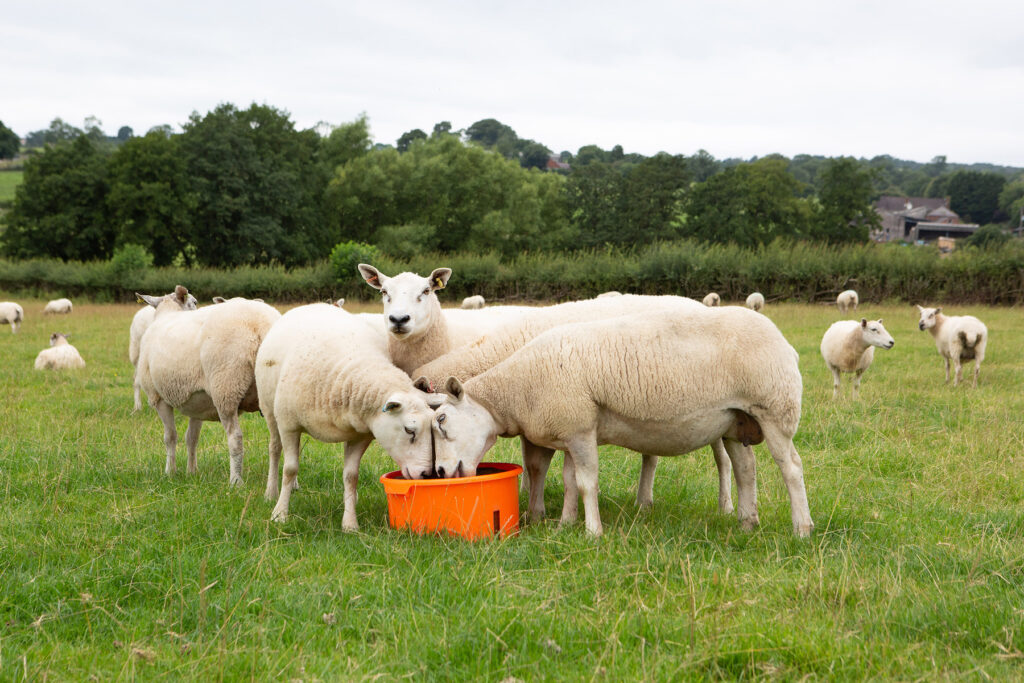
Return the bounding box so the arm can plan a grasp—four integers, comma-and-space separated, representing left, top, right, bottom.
0, 170, 22, 203
1, 297, 1022, 679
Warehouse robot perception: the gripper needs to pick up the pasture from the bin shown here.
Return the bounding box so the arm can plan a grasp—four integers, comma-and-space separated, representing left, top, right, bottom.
0, 170, 22, 204
1, 295, 1022, 679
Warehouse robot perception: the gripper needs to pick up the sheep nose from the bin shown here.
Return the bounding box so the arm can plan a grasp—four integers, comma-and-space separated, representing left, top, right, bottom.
436, 465, 446, 478
389, 314, 410, 325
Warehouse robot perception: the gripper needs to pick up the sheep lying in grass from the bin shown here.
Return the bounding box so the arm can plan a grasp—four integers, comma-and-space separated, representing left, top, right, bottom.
256, 304, 436, 527
136, 286, 281, 484
430, 303, 813, 537
820, 319, 895, 399
746, 292, 765, 311
917, 305, 988, 387
129, 290, 199, 411
412, 294, 735, 522
836, 290, 858, 314
43, 298, 73, 315
461, 295, 485, 309
34, 333, 86, 370
702, 292, 721, 307
0, 302, 24, 333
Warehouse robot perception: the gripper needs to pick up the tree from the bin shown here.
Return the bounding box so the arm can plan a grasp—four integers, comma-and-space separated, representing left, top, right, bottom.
518, 140, 552, 170
814, 157, 879, 243
465, 118, 517, 148
687, 149, 720, 182
947, 170, 1007, 225
321, 114, 372, 170
117, 126, 134, 142
0, 120, 19, 159
431, 121, 453, 137
396, 128, 427, 153
962, 224, 1010, 249
564, 162, 624, 247
998, 177, 1024, 227
619, 153, 690, 244
24, 118, 83, 148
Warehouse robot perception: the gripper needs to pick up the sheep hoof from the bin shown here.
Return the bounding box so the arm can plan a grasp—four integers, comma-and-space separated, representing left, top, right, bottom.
719, 501, 735, 515
739, 515, 760, 531
229, 475, 244, 487
270, 507, 288, 523
264, 487, 278, 502
585, 523, 604, 537
794, 521, 814, 538
636, 496, 654, 508
342, 519, 359, 532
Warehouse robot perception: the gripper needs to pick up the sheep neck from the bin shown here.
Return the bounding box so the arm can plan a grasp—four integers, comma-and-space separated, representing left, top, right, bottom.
465, 373, 519, 438
387, 298, 451, 374
927, 313, 948, 340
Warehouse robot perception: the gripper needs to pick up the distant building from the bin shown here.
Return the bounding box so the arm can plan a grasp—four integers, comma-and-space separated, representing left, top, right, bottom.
546, 157, 571, 171
873, 196, 979, 243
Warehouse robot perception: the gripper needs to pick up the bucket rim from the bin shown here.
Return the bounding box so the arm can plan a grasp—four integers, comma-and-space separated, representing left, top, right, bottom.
379, 462, 522, 490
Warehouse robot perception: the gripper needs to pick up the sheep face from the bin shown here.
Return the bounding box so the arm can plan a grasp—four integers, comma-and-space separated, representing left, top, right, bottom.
49, 332, 70, 346
359, 264, 452, 339
371, 392, 436, 480
430, 377, 499, 479
917, 306, 941, 331
137, 287, 199, 311
861, 318, 895, 349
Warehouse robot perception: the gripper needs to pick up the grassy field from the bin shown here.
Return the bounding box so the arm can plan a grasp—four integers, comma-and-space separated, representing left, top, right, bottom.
1, 295, 1022, 680
0, 170, 23, 203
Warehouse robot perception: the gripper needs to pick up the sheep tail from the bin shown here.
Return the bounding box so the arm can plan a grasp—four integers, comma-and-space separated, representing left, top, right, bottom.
958, 330, 979, 349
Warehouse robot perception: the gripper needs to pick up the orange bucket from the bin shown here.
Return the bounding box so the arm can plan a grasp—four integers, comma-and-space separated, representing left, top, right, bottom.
380, 462, 522, 540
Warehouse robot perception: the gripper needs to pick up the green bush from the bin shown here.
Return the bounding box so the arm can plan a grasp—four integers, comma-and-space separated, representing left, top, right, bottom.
108, 243, 154, 282
329, 240, 380, 282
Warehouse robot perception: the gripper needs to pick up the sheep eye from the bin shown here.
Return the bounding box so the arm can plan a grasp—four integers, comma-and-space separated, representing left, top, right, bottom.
422, 289, 430, 296
404, 426, 415, 435
436, 414, 446, 424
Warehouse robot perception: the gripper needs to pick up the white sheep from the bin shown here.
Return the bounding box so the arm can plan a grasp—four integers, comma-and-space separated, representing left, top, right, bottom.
0, 302, 24, 333
916, 305, 988, 387
34, 333, 86, 370
129, 290, 199, 411
430, 303, 813, 537
136, 286, 281, 484
702, 292, 721, 307
461, 295, 485, 309
836, 290, 859, 314
412, 294, 734, 522
43, 298, 73, 315
596, 291, 623, 298
333, 298, 345, 308
256, 304, 436, 527
820, 318, 895, 399
746, 292, 765, 311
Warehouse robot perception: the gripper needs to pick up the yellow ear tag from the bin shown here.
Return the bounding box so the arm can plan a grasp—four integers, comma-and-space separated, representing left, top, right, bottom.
435, 277, 444, 289
136, 297, 145, 304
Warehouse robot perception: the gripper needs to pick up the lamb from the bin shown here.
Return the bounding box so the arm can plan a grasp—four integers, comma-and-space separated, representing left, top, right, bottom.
0, 302, 24, 333
34, 333, 86, 370
746, 292, 765, 311
916, 305, 988, 387
820, 318, 895, 399
129, 289, 199, 411
135, 286, 281, 484
461, 295, 485, 309
430, 303, 813, 537
256, 304, 436, 527
43, 298, 73, 315
836, 290, 859, 314
702, 292, 721, 307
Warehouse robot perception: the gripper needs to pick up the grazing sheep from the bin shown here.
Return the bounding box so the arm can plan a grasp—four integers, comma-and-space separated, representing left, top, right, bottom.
916, 306, 988, 387
430, 303, 813, 537
461, 295, 485, 309
34, 333, 86, 370
820, 318, 895, 399
256, 304, 436, 527
136, 286, 281, 484
596, 291, 623, 298
746, 292, 765, 311
836, 290, 859, 314
129, 290, 199, 411
0, 302, 24, 334
702, 292, 721, 307
43, 298, 73, 315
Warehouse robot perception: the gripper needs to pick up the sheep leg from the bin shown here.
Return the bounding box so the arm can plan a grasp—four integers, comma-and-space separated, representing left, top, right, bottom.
712, 439, 734, 514
185, 418, 202, 474
830, 365, 842, 400
132, 371, 143, 413
636, 454, 657, 508
155, 401, 179, 476
566, 433, 602, 536
944, 358, 951, 384
271, 430, 302, 522
342, 437, 372, 532
264, 412, 283, 501
953, 355, 964, 387
852, 370, 864, 400
761, 423, 813, 537
560, 451, 579, 525
219, 410, 244, 486
973, 357, 981, 388
522, 439, 554, 522
723, 439, 758, 530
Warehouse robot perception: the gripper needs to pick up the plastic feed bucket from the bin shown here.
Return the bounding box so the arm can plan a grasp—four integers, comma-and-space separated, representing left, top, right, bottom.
380, 462, 522, 540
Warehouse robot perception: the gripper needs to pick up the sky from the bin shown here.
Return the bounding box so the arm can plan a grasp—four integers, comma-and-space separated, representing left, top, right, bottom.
3, 0, 1023, 167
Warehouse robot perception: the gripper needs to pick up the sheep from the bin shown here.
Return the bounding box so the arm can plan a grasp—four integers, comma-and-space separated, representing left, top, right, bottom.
412, 293, 735, 524
129, 289, 199, 411
256, 304, 436, 527
746, 292, 765, 311
461, 295, 485, 309
820, 318, 895, 399
916, 305, 988, 387
43, 298, 73, 315
836, 290, 859, 314
702, 292, 721, 307
429, 303, 813, 537
136, 286, 281, 484
34, 333, 86, 370
596, 291, 623, 298
333, 298, 345, 308
0, 302, 24, 334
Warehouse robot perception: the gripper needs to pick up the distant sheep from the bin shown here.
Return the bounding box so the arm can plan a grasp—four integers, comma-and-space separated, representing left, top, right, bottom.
333, 298, 345, 308
43, 298, 73, 315
34, 333, 85, 370
130, 289, 199, 411
836, 290, 859, 314
702, 292, 721, 307
746, 292, 765, 311
461, 295, 485, 309
820, 318, 895, 399
0, 302, 24, 333
596, 291, 623, 299
917, 306, 988, 387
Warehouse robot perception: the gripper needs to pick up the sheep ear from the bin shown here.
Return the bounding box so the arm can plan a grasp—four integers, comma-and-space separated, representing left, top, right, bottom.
861, 318, 867, 328
173, 285, 190, 305
444, 376, 464, 402
334, 298, 345, 307
935, 307, 942, 314
915, 304, 924, 312
212, 296, 226, 304
136, 293, 161, 308
382, 400, 402, 414
429, 268, 452, 292
877, 318, 883, 324
413, 376, 433, 393
358, 264, 385, 290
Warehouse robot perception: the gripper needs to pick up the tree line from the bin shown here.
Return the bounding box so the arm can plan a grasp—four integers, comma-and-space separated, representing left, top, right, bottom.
1, 106, 1021, 268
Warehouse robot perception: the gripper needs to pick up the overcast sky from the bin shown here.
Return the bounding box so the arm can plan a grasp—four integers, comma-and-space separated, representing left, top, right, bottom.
3, 1, 1023, 167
